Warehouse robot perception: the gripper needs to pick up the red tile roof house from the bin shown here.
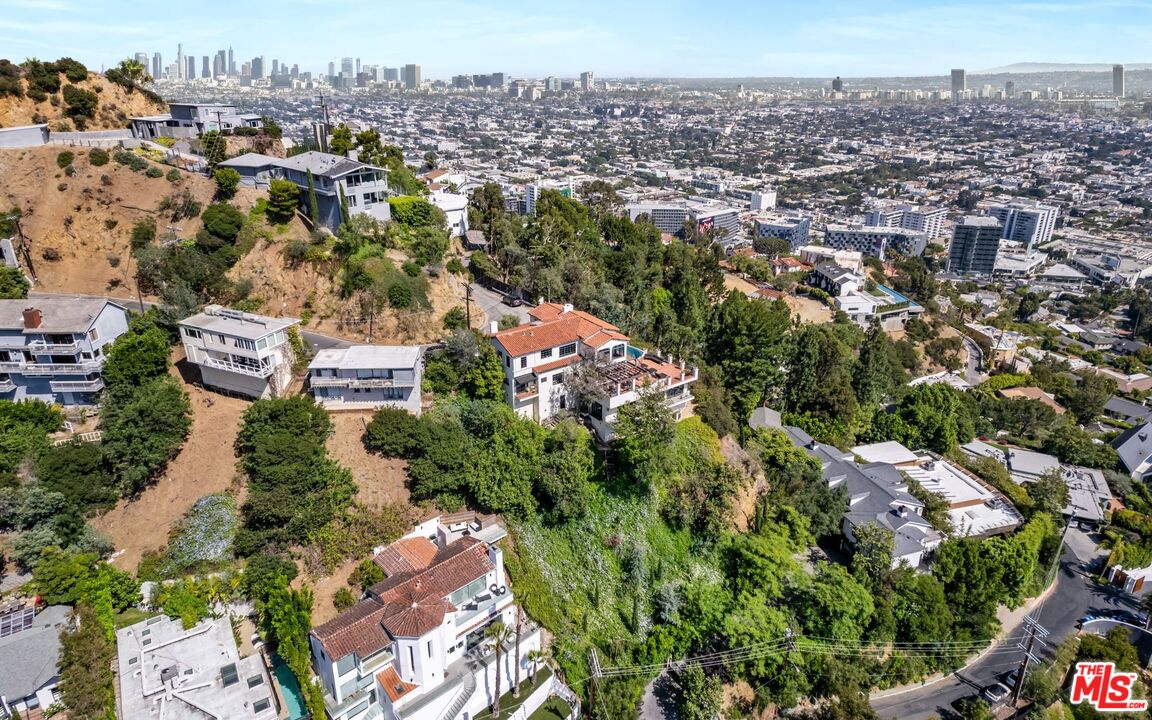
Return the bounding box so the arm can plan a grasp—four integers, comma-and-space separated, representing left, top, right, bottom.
310, 513, 574, 720
487, 302, 698, 441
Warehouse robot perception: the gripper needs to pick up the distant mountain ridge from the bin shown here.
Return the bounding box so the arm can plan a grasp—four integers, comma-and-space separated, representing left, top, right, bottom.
978, 62, 1152, 74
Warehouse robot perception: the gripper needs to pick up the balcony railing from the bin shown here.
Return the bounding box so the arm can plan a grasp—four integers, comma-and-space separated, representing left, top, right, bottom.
0, 360, 103, 375
0, 340, 81, 353
200, 355, 275, 378
310, 376, 410, 389
0, 379, 14, 393
49, 379, 105, 393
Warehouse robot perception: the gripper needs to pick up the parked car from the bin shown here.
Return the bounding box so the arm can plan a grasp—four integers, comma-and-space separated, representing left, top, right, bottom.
982, 682, 1011, 705
503, 289, 524, 307
1003, 668, 1020, 690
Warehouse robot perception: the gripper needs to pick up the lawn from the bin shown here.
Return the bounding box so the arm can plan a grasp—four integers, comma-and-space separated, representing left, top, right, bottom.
474, 668, 554, 720
113, 607, 159, 629
527, 697, 572, 720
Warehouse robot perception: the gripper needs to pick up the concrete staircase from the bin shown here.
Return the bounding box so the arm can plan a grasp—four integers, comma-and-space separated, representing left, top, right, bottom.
438, 667, 477, 720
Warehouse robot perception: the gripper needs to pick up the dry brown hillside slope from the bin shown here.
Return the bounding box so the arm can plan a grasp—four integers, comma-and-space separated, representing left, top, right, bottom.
0, 68, 164, 130
0, 146, 467, 344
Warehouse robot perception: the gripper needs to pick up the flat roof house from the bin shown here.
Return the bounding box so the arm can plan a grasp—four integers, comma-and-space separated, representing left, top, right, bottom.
0, 604, 70, 718
0, 298, 129, 405
116, 614, 279, 720
309, 345, 424, 414
129, 102, 264, 140
219, 151, 391, 232
178, 305, 299, 399
487, 302, 698, 442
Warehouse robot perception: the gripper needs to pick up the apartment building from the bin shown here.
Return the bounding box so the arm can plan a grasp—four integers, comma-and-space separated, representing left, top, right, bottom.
308, 345, 423, 413
754, 214, 812, 251
487, 303, 697, 441
864, 203, 948, 240
0, 298, 129, 405
986, 201, 1058, 252
948, 216, 1003, 275
310, 514, 573, 720
219, 151, 391, 232
796, 244, 862, 272
626, 203, 687, 234
117, 615, 279, 720
178, 305, 299, 399
626, 200, 740, 239
823, 224, 927, 259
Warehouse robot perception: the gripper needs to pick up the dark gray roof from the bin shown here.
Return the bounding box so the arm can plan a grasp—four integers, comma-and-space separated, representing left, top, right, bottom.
1114, 423, 1152, 475
1105, 396, 1152, 423
1113, 338, 1148, 355
0, 605, 69, 700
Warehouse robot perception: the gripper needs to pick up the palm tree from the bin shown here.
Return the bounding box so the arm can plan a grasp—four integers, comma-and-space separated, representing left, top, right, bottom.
484, 621, 514, 717
526, 648, 548, 685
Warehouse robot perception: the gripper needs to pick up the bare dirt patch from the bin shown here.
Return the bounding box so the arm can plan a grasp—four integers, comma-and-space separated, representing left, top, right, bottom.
92, 365, 250, 572
324, 412, 412, 508
784, 295, 832, 325
305, 558, 361, 626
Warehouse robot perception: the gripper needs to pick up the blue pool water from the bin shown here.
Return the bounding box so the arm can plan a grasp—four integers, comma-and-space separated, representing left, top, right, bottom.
876, 284, 913, 304
271, 654, 308, 720
627, 346, 643, 359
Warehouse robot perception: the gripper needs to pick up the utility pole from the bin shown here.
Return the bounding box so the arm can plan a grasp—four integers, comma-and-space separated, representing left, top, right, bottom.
465, 284, 473, 328
1011, 616, 1048, 707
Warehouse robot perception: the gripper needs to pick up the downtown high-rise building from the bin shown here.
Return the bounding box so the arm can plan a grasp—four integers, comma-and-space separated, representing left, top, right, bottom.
580, 70, 594, 92
176, 43, 184, 80
134, 52, 149, 70
987, 201, 1058, 253
341, 57, 354, 77
948, 216, 1002, 274
228, 46, 235, 75
832, 76, 843, 93
214, 50, 226, 78
252, 56, 265, 79
152, 52, 162, 80
272, 59, 279, 76
1114, 64, 1126, 97
950, 68, 966, 97
384, 67, 399, 83
355, 58, 361, 76
202, 56, 210, 78
1005, 80, 1015, 98
402, 64, 421, 89
186, 56, 196, 80
328, 61, 336, 80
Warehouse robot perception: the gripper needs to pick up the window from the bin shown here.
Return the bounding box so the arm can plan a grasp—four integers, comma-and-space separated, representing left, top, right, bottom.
128, 657, 138, 665
520, 357, 527, 369
408, 646, 415, 672
183, 327, 202, 339
247, 675, 264, 688
257, 337, 268, 350
253, 698, 271, 714
559, 343, 576, 357
88, 328, 99, 341
505, 354, 511, 368
142, 638, 152, 646
427, 640, 433, 657
221, 663, 239, 688
540, 348, 553, 359
234, 338, 255, 351
612, 344, 625, 359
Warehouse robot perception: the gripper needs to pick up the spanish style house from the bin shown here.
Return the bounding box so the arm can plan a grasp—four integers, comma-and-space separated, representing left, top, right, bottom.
310, 514, 575, 720
178, 305, 299, 399
0, 298, 129, 405
487, 303, 697, 441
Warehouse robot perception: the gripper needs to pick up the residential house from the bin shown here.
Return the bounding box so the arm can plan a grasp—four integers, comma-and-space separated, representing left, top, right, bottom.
129, 102, 264, 140
179, 305, 299, 399
960, 440, 1060, 484
429, 193, 470, 237
1104, 396, 1152, 426
0, 298, 129, 405
309, 345, 423, 414
218, 151, 391, 232
0, 605, 70, 718
1061, 466, 1113, 526
1095, 366, 1152, 394
116, 614, 279, 720
309, 514, 575, 720
1113, 422, 1152, 480
808, 264, 925, 329
998, 386, 1066, 414
908, 371, 973, 392
487, 302, 697, 441
796, 245, 863, 272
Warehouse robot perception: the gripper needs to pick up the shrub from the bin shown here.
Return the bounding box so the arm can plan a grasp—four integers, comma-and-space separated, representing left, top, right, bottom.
333, 587, 356, 611
363, 407, 424, 457
130, 217, 156, 248
61, 85, 99, 127
54, 57, 89, 83
402, 261, 421, 277
387, 282, 413, 308
104, 219, 118, 231
213, 167, 241, 199
113, 150, 149, 172
88, 147, 109, 166
442, 306, 467, 330
42, 247, 61, 260
56, 183, 67, 192
348, 558, 385, 590
145, 166, 163, 178
56, 150, 74, 168
165, 169, 181, 183
200, 203, 245, 243
164, 494, 240, 574
266, 179, 299, 223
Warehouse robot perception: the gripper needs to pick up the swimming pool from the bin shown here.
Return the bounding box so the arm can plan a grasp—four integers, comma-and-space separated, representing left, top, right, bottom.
271, 654, 308, 720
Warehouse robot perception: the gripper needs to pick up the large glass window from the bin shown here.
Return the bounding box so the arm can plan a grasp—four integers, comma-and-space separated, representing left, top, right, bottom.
449, 576, 490, 605
559, 343, 576, 357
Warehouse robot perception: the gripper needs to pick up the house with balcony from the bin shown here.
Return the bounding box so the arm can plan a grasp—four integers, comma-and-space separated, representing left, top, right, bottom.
178, 305, 298, 399
309, 513, 575, 720
487, 302, 698, 442
129, 102, 264, 140
308, 345, 423, 414
218, 151, 391, 232
0, 298, 129, 405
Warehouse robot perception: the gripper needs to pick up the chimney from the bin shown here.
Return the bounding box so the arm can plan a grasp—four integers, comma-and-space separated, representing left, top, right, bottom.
22, 307, 41, 329
562, 303, 574, 314
489, 321, 499, 335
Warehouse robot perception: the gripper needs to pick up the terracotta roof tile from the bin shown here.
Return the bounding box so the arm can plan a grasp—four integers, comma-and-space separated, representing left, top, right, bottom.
310, 598, 390, 661
373, 537, 438, 576
492, 304, 624, 357
377, 666, 419, 703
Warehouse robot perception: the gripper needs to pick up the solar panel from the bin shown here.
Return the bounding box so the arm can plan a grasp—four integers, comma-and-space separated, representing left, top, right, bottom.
0, 607, 36, 638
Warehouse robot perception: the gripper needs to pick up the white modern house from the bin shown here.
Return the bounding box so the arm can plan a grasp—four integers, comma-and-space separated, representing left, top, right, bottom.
116, 614, 279, 720
487, 303, 697, 441
309, 513, 576, 720
309, 345, 423, 413
808, 265, 925, 329
178, 305, 299, 399
0, 298, 129, 405
429, 192, 470, 237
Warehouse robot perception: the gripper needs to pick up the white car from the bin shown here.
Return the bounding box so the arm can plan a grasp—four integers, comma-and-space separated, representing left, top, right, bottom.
982, 682, 1011, 705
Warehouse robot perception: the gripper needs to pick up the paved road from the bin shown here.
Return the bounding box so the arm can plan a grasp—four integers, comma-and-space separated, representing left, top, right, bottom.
959, 332, 987, 385
872, 529, 1137, 719
467, 282, 532, 328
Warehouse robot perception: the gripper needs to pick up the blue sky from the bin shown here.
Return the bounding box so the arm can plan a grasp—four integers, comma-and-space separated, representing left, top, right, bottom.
0, 0, 1149, 78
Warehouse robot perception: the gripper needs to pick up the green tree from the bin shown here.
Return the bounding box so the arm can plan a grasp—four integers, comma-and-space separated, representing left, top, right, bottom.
752, 235, 793, 258
0, 266, 30, 299
101, 377, 191, 496
460, 343, 504, 401
212, 167, 241, 199
783, 324, 858, 426
676, 665, 722, 720
537, 419, 595, 522
266, 178, 300, 224
59, 604, 117, 720
329, 123, 354, 155
1028, 469, 1069, 517
306, 169, 321, 225
362, 407, 424, 458
614, 388, 677, 485
849, 523, 895, 589
795, 563, 875, 640
853, 322, 897, 406
1063, 372, 1116, 425
704, 292, 790, 425
100, 318, 171, 400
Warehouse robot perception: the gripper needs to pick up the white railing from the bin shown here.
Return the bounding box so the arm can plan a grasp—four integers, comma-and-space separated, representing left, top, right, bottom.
310, 376, 409, 388
52, 430, 103, 447
0, 379, 14, 393
200, 356, 275, 378
0, 340, 81, 353
0, 361, 103, 375
49, 379, 105, 393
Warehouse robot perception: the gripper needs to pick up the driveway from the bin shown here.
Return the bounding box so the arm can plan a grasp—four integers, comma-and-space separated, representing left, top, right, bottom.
958, 332, 987, 385
871, 530, 1134, 719
468, 282, 532, 328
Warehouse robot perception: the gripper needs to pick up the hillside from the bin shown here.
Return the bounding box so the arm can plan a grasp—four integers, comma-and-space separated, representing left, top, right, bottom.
0, 145, 465, 344
0, 57, 164, 130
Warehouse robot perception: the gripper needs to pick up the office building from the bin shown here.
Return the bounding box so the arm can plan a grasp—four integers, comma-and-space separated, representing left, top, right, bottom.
341, 57, 353, 78
1114, 64, 1126, 97
384, 66, 399, 83
824, 224, 928, 259
490, 72, 505, 88
227, 46, 234, 75
626, 203, 688, 234
754, 214, 811, 251
1005, 80, 1015, 98
951, 68, 966, 97
986, 201, 1058, 252
580, 70, 594, 91
864, 203, 947, 239
403, 63, 421, 89
328, 61, 336, 81
750, 188, 778, 211
199, 56, 207, 79
252, 56, 264, 79
176, 43, 184, 80
133, 52, 148, 69
0, 298, 130, 405
186, 56, 195, 81
832, 76, 843, 92
152, 52, 162, 80
948, 216, 1003, 274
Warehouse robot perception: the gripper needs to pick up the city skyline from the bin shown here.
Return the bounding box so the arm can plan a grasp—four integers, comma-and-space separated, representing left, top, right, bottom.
1, 0, 1151, 78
